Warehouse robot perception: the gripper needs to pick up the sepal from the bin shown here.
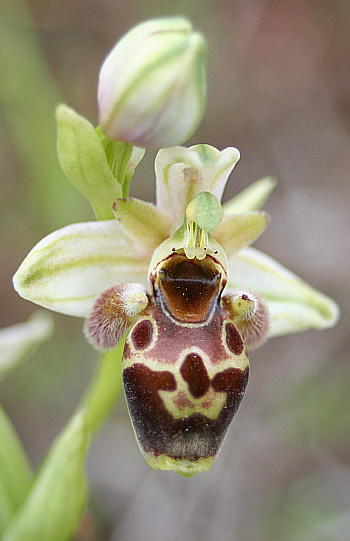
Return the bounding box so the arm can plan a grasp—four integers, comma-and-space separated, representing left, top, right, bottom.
13, 221, 149, 317
155, 144, 240, 230
56, 104, 122, 220
228, 247, 340, 338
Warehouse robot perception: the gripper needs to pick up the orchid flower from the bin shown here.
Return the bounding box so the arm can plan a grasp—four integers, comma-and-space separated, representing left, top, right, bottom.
11, 16, 339, 476
13, 135, 339, 476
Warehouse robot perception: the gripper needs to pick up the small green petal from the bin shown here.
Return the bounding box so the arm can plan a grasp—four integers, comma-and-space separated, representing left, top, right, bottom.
185, 192, 223, 232
56, 105, 122, 220
13, 221, 150, 317
223, 176, 277, 214
0, 406, 34, 535
0, 312, 54, 380
3, 410, 88, 541
214, 211, 269, 257
113, 198, 170, 257
228, 247, 340, 338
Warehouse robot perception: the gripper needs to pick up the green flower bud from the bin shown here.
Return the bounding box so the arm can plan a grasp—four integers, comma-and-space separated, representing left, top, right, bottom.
98, 17, 207, 149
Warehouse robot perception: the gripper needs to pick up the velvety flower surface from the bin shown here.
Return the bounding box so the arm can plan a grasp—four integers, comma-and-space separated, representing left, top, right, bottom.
13, 144, 339, 340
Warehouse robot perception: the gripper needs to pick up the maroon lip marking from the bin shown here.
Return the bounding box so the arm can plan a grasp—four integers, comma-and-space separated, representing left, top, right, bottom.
212, 366, 248, 395
180, 353, 210, 398
123, 363, 249, 461
125, 363, 176, 398
225, 323, 244, 355
131, 319, 154, 350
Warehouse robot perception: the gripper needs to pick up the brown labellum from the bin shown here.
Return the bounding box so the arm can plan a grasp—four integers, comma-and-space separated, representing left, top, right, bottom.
122, 253, 250, 476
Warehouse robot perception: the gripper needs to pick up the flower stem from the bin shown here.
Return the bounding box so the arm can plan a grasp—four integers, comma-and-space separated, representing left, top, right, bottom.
78, 338, 125, 436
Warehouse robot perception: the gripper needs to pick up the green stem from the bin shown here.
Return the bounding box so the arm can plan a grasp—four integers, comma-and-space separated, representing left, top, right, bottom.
78, 338, 125, 436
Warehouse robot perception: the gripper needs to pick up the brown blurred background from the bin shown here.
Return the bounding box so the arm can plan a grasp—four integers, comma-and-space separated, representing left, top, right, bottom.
1, 1, 349, 540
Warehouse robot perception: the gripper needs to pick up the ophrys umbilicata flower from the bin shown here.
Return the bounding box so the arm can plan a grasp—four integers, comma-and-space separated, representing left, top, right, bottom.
13, 138, 339, 476
12, 15, 339, 477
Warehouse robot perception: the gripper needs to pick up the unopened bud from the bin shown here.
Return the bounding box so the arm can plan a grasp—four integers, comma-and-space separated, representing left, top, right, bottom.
98, 17, 207, 149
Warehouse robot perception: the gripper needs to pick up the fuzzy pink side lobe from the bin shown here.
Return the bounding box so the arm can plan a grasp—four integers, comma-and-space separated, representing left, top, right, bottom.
84, 283, 148, 349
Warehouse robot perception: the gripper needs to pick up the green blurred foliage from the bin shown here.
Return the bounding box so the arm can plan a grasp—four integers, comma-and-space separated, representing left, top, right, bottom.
0, 406, 34, 534
3, 410, 89, 541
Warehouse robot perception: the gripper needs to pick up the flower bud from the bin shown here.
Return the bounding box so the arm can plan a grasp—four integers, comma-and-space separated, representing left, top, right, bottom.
98, 17, 207, 149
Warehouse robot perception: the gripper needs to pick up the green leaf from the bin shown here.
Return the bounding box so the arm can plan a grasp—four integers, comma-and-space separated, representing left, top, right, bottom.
0, 406, 34, 535
3, 410, 89, 541
96, 130, 132, 181
56, 105, 122, 220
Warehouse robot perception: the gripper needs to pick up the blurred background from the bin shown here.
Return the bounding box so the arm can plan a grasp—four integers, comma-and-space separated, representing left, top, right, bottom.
0, 1, 349, 539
